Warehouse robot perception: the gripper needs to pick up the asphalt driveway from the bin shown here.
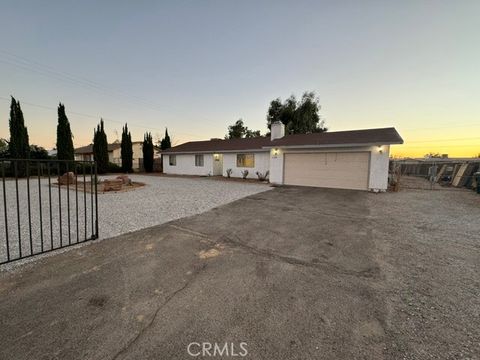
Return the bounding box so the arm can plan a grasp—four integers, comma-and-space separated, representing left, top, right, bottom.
0, 186, 478, 359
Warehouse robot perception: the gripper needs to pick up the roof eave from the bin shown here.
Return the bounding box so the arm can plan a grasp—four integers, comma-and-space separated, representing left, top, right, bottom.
162, 148, 269, 155
263, 141, 404, 149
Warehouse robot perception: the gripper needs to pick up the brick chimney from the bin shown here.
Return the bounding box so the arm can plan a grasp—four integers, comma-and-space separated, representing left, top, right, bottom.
270, 121, 285, 141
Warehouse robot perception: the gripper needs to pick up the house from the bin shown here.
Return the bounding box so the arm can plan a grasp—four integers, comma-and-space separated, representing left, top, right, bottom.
162, 122, 403, 191
74, 141, 144, 170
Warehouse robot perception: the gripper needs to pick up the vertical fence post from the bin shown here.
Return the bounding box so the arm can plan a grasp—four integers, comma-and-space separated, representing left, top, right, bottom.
37, 161, 44, 253
83, 162, 87, 241
90, 162, 94, 238
1, 161, 10, 262
57, 162, 62, 248
75, 161, 79, 243
14, 161, 22, 258
94, 162, 99, 239
26, 161, 33, 255
47, 161, 53, 250
66, 161, 71, 245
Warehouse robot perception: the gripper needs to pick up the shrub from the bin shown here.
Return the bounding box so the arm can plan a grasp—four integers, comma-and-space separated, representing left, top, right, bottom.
226, 168, 232, 178
241, 170, 249, 179
256, 170, 269, 181
75, 162, 94, 175
107, 162, 122, 173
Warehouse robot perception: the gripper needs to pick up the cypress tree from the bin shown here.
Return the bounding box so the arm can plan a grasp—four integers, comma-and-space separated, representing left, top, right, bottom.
9, 97, 30, 159
121, 123, 133, 173
160, 128, 171, 150
8, 97, 30, 176
93, 119, 109, 174
56, 103, 74, 173
142, 132, 154, 172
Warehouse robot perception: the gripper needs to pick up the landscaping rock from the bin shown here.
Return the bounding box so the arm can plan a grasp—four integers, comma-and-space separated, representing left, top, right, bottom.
103, 179, 123, 192
116, 175, 132, 185
58, 172, 75, 185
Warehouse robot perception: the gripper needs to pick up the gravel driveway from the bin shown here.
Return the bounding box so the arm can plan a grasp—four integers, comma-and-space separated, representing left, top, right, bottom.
0, 174, 270, 264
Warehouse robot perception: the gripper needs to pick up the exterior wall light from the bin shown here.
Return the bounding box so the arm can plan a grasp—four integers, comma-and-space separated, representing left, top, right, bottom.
214, 153, 220, 160
377, 145, 383, 154
272, 148, 279, 156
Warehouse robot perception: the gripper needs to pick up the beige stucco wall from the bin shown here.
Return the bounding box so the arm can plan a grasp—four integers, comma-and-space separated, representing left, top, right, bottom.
110, 143, 143, 170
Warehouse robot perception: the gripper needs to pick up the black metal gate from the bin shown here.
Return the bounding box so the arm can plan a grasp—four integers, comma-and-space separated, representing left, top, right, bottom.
0, 159, 99, 265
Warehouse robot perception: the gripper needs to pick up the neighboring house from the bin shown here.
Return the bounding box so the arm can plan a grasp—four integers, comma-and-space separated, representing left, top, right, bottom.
162, 122, 403, 191
48, 148, 57, 158
74, 141, 144, 170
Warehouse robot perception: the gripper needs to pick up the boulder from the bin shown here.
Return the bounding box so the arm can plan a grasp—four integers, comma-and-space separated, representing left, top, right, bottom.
116, 175, 132, 185
103, 179, 123, 192
58, 172, 75, 185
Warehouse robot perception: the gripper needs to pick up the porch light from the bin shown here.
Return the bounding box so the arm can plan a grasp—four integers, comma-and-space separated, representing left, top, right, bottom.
272, 148, 279, 156
214, 153, 220, 160
377, 145, 383, 154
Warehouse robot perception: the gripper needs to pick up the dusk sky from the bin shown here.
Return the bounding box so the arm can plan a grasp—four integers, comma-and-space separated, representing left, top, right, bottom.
0, 0, 478, 157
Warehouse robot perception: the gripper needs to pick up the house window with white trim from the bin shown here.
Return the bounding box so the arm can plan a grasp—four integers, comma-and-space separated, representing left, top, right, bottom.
236, 153, 255, 168
195, 154, 204, 167
169, 155, 176, 166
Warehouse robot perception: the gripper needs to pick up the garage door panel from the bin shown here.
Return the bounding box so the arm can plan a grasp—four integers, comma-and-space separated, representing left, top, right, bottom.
284, 152, 369, 190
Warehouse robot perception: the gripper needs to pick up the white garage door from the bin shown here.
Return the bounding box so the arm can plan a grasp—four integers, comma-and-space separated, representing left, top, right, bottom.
284, 152, 370, 190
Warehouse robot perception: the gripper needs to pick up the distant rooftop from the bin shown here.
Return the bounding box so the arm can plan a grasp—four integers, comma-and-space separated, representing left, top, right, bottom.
74, 143, 121, 154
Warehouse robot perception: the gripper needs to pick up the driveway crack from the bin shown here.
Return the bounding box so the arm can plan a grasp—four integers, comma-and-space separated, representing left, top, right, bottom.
170, 224, 379, 279
111, 262, 207, 360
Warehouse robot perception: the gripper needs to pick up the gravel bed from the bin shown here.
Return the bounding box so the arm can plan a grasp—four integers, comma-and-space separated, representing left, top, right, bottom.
0, 174, 270, 266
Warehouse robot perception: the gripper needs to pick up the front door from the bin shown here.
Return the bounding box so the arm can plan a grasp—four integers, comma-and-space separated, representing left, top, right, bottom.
213, 154, 223, 176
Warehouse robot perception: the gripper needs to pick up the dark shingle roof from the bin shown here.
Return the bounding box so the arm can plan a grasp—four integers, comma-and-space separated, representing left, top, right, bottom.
162, 137, 271, 153
268, 127, 403, 147
162, 127, 403, 154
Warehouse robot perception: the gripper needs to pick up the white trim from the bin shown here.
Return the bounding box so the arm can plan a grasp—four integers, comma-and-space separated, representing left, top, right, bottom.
263, 142, 402, 149
162, 141, 403, 155
162, 149, 268, 155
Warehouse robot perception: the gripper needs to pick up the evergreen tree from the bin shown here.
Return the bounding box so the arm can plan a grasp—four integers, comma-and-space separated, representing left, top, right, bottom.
9, 97, 30, 159
142, 132, 154, 172
56, 103, 74, 172
93, 119, 109, 174
160, 128, 171, 150
121, 123, 133, 172
8, 97, 30, 175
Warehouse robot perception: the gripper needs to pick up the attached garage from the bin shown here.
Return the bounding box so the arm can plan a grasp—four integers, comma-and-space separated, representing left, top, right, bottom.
283, 152, 370, 190
163, 124, 403, 192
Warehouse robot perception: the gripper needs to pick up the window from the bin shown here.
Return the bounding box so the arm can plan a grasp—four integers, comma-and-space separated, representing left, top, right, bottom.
236, 153, 255, 168
169, 155, 176, 166
195, 154, 204, 167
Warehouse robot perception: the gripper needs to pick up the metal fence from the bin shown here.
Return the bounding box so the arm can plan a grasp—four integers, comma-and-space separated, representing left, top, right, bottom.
0, 159, 99, 265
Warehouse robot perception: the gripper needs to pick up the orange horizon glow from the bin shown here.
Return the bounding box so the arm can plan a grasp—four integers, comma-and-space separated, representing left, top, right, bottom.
391, 146, 480, 159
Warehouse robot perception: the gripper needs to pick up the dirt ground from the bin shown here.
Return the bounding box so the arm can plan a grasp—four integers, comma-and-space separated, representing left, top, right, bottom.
0, 184, 478, 359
